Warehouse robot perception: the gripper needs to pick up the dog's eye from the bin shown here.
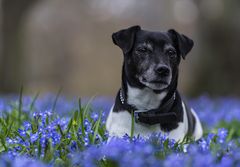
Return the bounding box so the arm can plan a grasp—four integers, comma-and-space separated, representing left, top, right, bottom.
136, 47, 149, 54
166, 49, 176, 58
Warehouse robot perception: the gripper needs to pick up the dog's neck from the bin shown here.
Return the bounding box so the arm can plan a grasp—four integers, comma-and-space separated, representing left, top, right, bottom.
125, 84, 167, 110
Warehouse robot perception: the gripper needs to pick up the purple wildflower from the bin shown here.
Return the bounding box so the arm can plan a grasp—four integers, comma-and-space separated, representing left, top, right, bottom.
217, 128, 228, 144
18, 129, 27, 137
90, 112, 99, 121
23, 121, 31, 131
198, 139, 209, 152
30, 133, 39, 143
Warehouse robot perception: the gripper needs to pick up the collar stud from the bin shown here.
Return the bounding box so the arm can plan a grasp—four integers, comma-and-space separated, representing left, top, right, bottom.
119, 89, 125, 104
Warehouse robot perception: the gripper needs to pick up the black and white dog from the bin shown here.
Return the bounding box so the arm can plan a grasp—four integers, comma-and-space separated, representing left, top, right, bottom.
106, 26, 203, 141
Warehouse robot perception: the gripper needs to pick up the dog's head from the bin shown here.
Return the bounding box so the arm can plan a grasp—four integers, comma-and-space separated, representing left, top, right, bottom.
112, 25, 194, 91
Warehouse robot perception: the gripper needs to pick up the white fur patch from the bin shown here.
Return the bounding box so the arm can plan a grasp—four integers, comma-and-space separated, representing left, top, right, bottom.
127, 84, 167, 110
106, 107, 160, 137
106, 104, 185, 141
106, 100, 203, 141
191, 109, 203, 140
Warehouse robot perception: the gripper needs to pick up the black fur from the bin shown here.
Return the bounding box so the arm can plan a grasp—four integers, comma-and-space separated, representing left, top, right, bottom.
168, 29, 194, 59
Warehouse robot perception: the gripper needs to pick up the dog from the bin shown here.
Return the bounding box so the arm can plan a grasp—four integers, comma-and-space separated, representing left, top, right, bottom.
106, 25, 203, 141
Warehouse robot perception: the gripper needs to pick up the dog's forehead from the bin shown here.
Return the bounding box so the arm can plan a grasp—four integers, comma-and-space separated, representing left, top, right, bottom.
135, 30, 173, 46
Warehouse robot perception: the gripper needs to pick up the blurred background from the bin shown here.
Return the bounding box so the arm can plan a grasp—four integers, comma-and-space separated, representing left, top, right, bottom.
0, 0, 240, 97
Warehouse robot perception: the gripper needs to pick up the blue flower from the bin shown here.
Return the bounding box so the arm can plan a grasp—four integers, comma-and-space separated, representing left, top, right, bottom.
23, 121, 31, 131
217, 128, 228, 144
30, 133, 39, 143
84, 119, 92, 131
33, 112, 41, 119
44, 110, 52, 116
168, 139, 176, 149
51, 131, 61, 146
90, 112, 99, 121
84, 137, 90, 146
198, 139, 209, 152
206, 133, 215, 145
218, 156, 234, 167
164, 154, 185, 167
70, 141, 77, 152
142, 144, 153, 155
6, 138, 14, 145
18, 129, 27, 137
13, 156, 47, 167
193, 153, 214, 167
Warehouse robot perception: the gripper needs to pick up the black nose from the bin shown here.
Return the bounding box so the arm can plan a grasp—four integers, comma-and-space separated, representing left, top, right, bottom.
155, 65, 170, 76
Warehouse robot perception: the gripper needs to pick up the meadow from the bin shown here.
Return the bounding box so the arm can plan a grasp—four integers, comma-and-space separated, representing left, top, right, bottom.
0, 91, 240, 167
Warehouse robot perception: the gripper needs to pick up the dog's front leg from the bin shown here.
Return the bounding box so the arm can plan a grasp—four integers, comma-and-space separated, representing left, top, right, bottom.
106, 108, 132, 137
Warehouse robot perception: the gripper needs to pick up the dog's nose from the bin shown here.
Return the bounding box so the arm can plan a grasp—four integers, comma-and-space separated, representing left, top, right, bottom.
155, 65, 170, 76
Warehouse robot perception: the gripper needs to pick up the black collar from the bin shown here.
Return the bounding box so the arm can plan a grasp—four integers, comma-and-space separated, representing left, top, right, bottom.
118, 88, 179, 125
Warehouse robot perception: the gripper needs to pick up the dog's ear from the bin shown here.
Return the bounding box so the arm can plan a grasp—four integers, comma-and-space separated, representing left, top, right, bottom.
168, 29, 194, 59
112, 25, 141, 54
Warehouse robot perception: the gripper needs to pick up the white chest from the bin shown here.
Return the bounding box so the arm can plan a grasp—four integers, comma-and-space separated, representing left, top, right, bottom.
127, 84, 167, 110
106, 102, 188, 142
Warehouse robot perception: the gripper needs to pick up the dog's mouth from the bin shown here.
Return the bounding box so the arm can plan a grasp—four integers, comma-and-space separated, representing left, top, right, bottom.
149, 80, 168, 85
141, 77, 168, 84
139, 77, 170, 90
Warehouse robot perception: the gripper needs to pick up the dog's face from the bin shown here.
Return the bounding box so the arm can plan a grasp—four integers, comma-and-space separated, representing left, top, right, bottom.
112, 26, 193, 91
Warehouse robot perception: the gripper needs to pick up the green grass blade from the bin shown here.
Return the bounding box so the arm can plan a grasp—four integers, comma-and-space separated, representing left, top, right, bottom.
30, 91, 40, 112
6, 121, 14, 137
0, 135, 7, 151
18, 86, 23, 125
66, 118, 73, 134
130, 110, 134, 139
57, 124, 65, 137
78, 98, 85, 136
52, 87, 62, 112
83, 95, 96, 118
91, 112, 102, 144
